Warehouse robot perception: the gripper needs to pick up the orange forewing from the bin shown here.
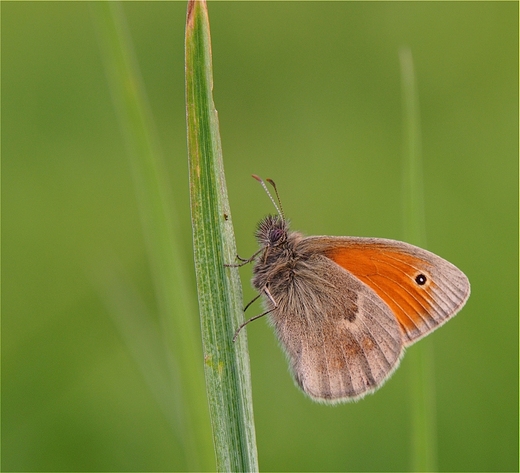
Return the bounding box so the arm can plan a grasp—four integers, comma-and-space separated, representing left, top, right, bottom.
325, 244, 436, 341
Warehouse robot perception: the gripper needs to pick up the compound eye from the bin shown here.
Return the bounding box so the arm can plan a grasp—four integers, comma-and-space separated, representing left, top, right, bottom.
269, 228, 284, 243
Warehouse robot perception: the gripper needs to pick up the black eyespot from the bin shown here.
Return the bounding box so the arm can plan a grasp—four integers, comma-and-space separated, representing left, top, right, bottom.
415, 274, 427, 285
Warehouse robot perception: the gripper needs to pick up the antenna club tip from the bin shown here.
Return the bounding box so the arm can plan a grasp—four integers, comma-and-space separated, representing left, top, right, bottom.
251, 174, 262, 182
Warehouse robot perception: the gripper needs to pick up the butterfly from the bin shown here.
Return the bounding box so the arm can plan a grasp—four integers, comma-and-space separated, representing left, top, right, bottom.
231, 176, 470, 403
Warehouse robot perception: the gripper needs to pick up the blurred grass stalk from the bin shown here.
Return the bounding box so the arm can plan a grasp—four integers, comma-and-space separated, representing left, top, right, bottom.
185, 1, 258, 472
92, 3, 214, 470
399, 47, 437, 472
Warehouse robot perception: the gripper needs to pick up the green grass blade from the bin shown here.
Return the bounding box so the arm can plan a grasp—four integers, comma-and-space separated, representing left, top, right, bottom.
399, 47, 437, 472
185, 1, 258, 471
92, 3, 214, 470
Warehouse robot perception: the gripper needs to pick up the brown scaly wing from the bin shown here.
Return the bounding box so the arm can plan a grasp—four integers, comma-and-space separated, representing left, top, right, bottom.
269, 253, 404, 402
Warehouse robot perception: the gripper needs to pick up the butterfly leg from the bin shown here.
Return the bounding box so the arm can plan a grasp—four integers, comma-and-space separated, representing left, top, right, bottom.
243, 292, 262, 312
233, 307, 275, 342
233, 285, 278, 342
235, 254, 251, 262
224, 248, 263, 268
262, 285, 278, 306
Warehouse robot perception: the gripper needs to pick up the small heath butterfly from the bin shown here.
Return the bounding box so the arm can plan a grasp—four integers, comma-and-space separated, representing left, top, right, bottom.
232, 176, 470, 403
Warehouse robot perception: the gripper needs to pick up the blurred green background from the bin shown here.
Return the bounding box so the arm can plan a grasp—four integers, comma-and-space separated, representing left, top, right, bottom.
3, 1, 518, 471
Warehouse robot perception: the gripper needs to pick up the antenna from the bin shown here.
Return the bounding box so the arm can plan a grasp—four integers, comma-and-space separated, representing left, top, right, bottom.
252, 174, 284, 218
266, 178, 285, 220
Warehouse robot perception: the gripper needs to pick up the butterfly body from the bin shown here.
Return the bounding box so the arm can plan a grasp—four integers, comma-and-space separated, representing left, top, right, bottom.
250, 214, 470, 403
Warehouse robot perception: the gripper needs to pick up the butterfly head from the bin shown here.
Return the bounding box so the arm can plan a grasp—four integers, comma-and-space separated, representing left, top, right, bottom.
255, 214, 289, 248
